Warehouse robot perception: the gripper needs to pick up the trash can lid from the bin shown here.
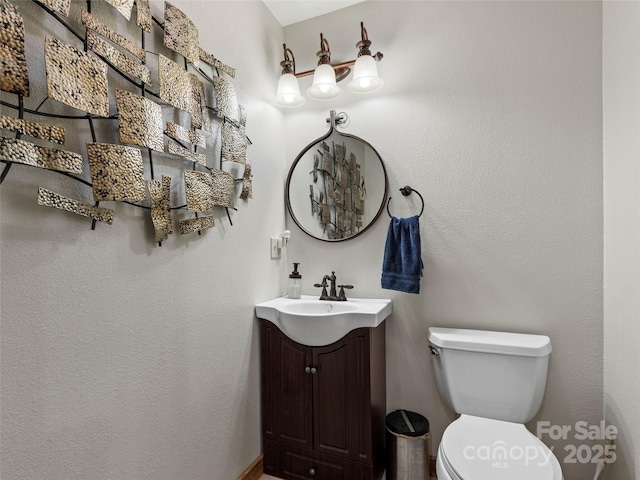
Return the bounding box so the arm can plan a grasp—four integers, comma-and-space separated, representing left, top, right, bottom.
386, 410, 430, 437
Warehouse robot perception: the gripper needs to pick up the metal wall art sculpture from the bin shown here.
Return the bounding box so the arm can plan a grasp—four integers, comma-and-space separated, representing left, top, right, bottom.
184, 169, 216, 212
0, 136, 82, 173
45, 36, 110, 117
186, 74, 205, 130
199, 47, 235, 78
39, 0, 70, 16
179, 215, 214, 234
87, 142, 146, 202
158, 54, 206, 130
38, 187, 115, 224
239, 161, 253, 200
0, 0, 30, 96
1, 0, 251, 245
115, 89, 164, 152
166, 122, 205, 149
136, 0, 151, 32
0, 115, 65, 144
212, 77, 239, 122
168, 141, 207, 167
164, 2, 199, 67
81, 10, 146, 61
221, 105, 247, 164
147, 176, 172, 241
87, 31, 151, 85
104, 0, 134, 21
210, 169, 235, 208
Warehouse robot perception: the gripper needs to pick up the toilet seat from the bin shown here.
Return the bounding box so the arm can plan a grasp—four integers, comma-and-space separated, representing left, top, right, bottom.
439, 415, 563, 480
437, 443, 463, 480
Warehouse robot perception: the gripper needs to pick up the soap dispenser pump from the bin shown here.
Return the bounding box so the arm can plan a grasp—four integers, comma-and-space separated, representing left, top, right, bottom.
288, 263, 302, 299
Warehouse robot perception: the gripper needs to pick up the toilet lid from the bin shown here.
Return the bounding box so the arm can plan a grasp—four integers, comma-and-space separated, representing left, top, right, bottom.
441, 415, 563, 480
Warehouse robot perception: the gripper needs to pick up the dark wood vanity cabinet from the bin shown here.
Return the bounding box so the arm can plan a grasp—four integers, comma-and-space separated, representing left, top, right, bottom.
260, 320, 386, 480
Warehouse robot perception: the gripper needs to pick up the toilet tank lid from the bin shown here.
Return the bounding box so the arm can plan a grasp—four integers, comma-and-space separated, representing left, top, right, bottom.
428, 327, 552, 357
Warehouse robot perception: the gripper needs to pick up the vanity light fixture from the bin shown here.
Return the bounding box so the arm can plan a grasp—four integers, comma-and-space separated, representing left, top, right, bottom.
274, 22, 383, 107
307, 33, 342, 101
275, 45, 306, 107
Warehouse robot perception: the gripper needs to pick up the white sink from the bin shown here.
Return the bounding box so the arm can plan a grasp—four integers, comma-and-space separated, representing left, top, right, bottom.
255, 295, 392, 346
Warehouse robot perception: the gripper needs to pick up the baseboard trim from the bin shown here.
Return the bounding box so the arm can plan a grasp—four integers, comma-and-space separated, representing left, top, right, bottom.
237, 452, 433, 479
237, 454, 263, 480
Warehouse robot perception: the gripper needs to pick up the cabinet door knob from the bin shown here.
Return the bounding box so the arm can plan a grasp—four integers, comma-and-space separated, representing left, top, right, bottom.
309, 468, 316, 476
310, 367, 317, 374
305, 366, 311, 374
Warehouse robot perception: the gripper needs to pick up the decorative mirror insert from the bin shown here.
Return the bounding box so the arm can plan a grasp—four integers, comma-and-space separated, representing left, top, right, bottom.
286, 111, 388, 242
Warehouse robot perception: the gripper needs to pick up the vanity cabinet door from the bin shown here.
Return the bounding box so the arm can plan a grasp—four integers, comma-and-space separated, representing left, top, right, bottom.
312, 329, 372, 462
261, 321, 313, 449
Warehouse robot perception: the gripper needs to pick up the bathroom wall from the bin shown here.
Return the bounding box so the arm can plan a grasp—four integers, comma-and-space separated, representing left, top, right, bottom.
1, 2, 616, 480
283, 2, 603, 479
0, 1, 284, 479
603, 2, 640, 479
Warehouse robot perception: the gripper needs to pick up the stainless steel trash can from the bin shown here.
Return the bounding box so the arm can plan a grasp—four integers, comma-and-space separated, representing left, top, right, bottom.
386, 410, 430, 480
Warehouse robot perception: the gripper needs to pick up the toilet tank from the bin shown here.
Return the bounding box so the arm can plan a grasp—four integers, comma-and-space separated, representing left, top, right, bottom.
428, 327, 552, 423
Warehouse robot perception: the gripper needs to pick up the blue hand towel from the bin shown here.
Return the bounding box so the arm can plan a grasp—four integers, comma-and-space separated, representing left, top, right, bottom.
381, 215, 423, 294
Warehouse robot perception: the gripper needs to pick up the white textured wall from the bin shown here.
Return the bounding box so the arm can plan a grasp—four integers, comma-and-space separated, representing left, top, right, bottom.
603, 2, 640, 479
0, 1, 284, 479
284, 2, 603, 479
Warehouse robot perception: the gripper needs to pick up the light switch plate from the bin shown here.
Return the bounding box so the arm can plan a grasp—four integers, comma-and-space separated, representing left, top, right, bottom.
270, 237, 281, 259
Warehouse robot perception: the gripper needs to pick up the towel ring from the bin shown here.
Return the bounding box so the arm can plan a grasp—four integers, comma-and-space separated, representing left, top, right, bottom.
386, 186, 424, 218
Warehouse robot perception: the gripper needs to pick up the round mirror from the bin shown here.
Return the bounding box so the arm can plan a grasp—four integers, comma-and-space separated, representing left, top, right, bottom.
286, 113, 388, 241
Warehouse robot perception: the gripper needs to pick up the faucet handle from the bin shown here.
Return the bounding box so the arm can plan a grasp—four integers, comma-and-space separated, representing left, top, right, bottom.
314, 282, 329, 300
336, 284, 353, 301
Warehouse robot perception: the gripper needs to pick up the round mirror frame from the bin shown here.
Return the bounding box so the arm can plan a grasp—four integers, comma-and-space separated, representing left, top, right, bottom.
285, 112, 388, 242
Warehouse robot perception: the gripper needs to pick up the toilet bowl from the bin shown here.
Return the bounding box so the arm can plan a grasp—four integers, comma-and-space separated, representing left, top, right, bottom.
428, 327, 564, 480
436, 415, 563, 480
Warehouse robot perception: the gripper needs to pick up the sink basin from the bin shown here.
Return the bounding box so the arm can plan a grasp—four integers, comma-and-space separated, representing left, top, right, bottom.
255, 295, 392, 346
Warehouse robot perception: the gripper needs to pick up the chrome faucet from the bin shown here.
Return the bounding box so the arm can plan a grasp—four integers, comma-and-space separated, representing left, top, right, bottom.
314, 271, 353, 301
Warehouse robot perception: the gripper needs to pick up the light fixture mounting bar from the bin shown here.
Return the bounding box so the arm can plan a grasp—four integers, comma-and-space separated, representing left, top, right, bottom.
294, 60, 353, 79
294, 54, 382, 79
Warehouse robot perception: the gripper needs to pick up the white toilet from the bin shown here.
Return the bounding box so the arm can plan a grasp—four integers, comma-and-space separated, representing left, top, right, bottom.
428, 327, 563, 480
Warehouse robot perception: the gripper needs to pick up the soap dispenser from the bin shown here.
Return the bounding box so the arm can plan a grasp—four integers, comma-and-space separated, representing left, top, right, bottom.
288, 263, 302, 299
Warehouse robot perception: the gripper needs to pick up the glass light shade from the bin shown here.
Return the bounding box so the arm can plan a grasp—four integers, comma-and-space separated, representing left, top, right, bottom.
307, 64, 341, 100
275, 73, 305, 107
347, 55, 384, 94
